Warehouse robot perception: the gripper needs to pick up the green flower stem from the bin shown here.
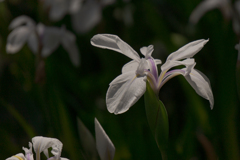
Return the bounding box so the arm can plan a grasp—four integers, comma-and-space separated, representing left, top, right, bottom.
144, 81, 169, 160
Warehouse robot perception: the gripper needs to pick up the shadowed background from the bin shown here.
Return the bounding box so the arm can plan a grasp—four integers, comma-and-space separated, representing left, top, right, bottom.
0, 0, 239, 159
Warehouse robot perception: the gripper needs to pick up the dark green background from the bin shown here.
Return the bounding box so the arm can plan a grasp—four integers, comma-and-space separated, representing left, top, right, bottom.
0, 0, 239, 159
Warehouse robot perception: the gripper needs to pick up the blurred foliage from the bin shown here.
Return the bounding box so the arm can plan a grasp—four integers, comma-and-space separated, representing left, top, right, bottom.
0, 0, 239, 159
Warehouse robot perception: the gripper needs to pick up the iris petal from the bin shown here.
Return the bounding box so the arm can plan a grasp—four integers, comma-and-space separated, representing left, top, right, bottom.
140, 45, 154, 58
6, 26, 32, 54
183, 68, 214, 109
72, 0, 101, 33
6, 153, 26, 160
166, 39, 208, 61
121, 60, 139, 73
41, 26, 62, 57
106, 71, 146, 114
61, 30, 80, 66
161, 58, 195, 74
9, 15, 35, 30
32, 136, 63, 159
91, 34, 140, 61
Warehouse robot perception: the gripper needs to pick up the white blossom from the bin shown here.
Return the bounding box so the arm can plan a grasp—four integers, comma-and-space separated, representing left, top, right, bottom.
91, 34, 214, 114
6, 15, 80, 66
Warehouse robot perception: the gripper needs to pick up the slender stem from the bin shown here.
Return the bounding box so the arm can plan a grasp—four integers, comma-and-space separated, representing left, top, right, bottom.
160, 148, 168, 160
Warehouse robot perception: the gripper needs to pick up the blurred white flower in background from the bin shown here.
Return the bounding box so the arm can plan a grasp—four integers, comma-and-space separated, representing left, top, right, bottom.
189, 0, 232, 24
42, 0, 116, 33
6, 15, 80, 66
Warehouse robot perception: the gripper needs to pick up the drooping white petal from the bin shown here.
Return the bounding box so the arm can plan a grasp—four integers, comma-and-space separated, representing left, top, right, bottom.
6, 153, 26, 160
71, 0, 101, 33
161, 58, 195, 74
9, 15, 35, 30
41, 26, 62, 57
166, 39, 208, 61
6, 26, 33, 54
121, 60, 139, 73
106, 71, 146, 114
32, 136, 63, 160
95, 118, 115, 160
183, 68, 214, 109
91, 34, 140, 61
189, 0, 223, 24
61, 30, 80, 66
140, 45, 154, 58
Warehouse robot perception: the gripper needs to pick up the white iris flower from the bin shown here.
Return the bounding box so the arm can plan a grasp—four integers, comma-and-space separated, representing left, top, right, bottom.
91, 34, 214, 114
6, 136, 68, 160
6, 15, 80, 66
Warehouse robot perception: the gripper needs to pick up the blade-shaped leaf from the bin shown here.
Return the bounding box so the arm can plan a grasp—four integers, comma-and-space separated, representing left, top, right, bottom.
95, 118, 115, 160
237, 59, 240, 100
77, 118, 98, 160
144, 81, 168, 158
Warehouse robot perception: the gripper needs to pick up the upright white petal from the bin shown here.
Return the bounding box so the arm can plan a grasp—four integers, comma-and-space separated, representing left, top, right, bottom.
184, 68, 214, 109
121, 60, 139, 73
189, 0, 223, 24
6, 153, 26, 160
71, 0, 101, 33
106, 71, 146, 114
166, 39, 208, 61
91, 34, 140, 61
22, 142, 34, 160
32, 136, 63, 160
95, 118, 115, 160
6, 26, 33, 54
140, 45, 154, 58
61, 30, 80, 66
9, 15, 35, 30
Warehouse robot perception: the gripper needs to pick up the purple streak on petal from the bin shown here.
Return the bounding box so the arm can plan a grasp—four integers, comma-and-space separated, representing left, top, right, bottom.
149, 58, 158, 81
158, 69, 185, 90
144, 70, 158, 94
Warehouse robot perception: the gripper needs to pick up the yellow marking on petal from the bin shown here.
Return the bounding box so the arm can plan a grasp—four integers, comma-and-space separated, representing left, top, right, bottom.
158, 70, 168, 88
13, 155, 24, 160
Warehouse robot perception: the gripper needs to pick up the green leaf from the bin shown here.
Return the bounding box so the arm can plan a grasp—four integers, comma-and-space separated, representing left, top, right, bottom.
237, 61, 240, 101
144, 81, 169, 158
77, 118, 98, 160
